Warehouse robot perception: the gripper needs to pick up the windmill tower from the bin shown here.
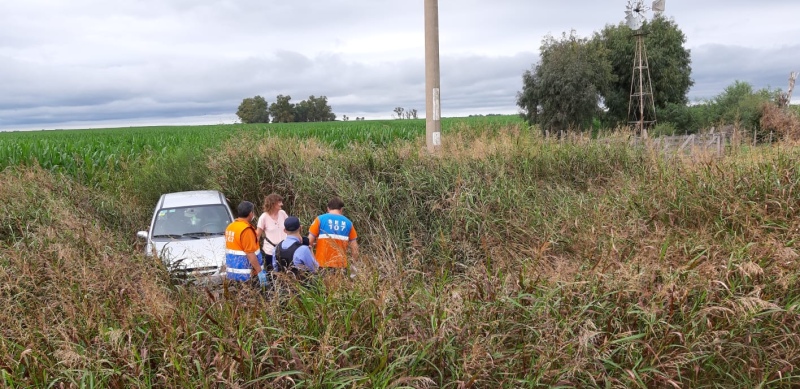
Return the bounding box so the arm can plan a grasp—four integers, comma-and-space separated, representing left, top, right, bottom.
625, 0, 662, 137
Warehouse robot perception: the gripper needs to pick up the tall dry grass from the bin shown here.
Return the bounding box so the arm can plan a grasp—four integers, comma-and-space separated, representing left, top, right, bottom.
1, 125, 800, 387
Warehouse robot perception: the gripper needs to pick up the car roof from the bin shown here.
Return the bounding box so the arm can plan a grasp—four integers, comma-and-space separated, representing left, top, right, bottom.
159, 190, 228, 209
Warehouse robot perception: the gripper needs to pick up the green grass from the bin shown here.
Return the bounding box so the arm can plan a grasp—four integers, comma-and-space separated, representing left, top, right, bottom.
1, 118, 799, 387
0, 116, 523, 187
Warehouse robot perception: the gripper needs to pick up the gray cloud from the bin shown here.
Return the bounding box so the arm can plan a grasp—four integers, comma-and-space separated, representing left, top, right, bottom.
689, 44, 800, 101
1, 1, 798, 130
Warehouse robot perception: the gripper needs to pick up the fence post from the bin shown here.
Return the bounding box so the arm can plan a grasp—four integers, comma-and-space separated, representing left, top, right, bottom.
679, 135, 694, 152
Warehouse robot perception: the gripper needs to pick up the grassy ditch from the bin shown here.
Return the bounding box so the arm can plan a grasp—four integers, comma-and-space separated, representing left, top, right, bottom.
1, 127, 799, 387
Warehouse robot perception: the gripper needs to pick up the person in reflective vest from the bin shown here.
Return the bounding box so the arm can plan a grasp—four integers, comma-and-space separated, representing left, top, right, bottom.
308, 197, 359, 271
225, 201, 265, 283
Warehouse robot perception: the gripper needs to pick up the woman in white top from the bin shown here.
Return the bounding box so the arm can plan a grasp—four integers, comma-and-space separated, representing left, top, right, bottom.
256, 193, 288, 268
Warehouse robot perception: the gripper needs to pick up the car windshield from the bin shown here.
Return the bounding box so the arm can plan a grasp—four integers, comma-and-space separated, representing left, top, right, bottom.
152, 204, 231, 238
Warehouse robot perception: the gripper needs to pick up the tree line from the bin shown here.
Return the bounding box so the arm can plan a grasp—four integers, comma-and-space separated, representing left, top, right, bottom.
237, 95, 336, 124
657, 80, 800, 140
516, 17, 693, 135
517, 16, 799, 139
393, 107, 418, 120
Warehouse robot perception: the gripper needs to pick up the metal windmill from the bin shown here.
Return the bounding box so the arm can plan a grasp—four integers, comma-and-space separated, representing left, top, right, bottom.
625, 0, 663, 136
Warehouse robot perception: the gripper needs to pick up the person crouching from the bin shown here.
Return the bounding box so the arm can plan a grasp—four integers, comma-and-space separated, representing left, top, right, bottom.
273, 216, 318, 283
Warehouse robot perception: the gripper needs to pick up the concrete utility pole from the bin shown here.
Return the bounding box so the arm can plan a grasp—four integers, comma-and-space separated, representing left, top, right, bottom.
424, 0, 442, 152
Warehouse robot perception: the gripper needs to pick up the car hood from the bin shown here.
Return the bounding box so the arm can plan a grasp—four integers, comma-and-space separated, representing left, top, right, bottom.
150, 236, 226, 270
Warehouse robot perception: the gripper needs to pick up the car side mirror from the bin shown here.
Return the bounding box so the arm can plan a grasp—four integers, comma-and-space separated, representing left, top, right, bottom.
136, 231, 149, 240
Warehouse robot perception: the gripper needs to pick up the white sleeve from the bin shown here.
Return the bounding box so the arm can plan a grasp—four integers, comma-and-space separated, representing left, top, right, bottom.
256, 213, 267, 230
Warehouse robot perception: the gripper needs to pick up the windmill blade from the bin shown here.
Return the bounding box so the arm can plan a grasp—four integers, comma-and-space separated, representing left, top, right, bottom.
624, 0, 646, 30
625, 0, 636, 14
627, 12, 644, 30
633, 0, 645, 14
634, 15, 644, 30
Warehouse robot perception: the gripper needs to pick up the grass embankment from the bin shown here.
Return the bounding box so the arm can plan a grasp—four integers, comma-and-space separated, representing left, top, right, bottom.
1, 124, 799, 387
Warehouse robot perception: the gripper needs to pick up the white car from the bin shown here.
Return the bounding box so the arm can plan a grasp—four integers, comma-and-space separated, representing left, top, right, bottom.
137, 190, 234, 282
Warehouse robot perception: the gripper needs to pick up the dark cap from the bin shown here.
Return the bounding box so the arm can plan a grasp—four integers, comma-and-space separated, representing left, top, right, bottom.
284, 216, 301, 232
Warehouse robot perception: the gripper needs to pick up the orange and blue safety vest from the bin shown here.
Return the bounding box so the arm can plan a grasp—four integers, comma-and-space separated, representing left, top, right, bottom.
225, 219, 262, 281
309, 213, 357, 268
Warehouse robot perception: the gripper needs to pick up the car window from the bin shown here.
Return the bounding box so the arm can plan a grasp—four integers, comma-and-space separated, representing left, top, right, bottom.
152, 204, 231, 238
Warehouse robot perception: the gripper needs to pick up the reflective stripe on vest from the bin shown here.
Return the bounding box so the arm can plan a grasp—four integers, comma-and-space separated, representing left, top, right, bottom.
225, 251, 263, 281
318, 233, 349, 241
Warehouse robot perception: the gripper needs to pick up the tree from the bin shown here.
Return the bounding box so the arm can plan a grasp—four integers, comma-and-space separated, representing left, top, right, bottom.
307, 95, 336, 122
269, 95, 295, 123
236, 95, 270, 124
293, 95, 336, 122
516, 31, 614, 135
594, 16, 693, 126
393, 107, 418, 120
710, 81, 776, 130
294, 99, 310, 122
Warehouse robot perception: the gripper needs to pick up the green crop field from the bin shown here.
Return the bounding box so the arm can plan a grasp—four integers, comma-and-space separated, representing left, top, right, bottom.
0, 116, 522, 186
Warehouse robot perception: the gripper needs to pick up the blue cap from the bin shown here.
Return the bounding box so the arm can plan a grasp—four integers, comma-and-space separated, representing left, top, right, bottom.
284, 216, 301, 231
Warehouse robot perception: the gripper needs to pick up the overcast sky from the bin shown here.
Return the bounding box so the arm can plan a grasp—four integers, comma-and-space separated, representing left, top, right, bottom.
1, 0, 799, 131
